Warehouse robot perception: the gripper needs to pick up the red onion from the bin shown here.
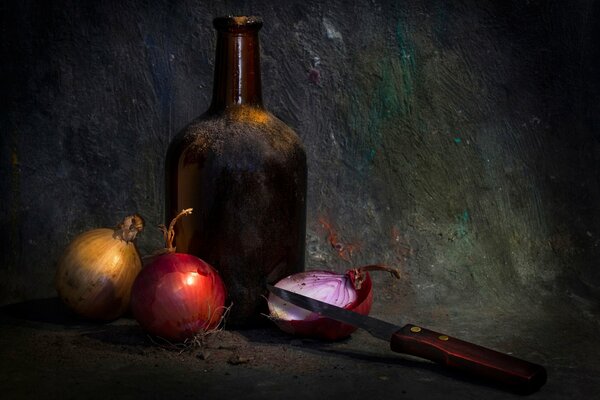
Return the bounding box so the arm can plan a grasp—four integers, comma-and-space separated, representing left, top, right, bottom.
267, 265, 400, 340
130, 209, 227, 341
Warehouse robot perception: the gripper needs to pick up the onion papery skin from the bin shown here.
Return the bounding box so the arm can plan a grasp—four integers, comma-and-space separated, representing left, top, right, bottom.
268, 270, 373, 341
55, 229, 142, 320
130, 253, 227, 342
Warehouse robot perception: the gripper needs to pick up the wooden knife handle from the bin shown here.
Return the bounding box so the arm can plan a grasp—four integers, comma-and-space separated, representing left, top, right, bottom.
390, 324, 547, 393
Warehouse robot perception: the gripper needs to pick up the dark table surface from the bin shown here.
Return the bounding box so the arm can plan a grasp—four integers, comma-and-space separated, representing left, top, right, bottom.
1, 296, 597, 399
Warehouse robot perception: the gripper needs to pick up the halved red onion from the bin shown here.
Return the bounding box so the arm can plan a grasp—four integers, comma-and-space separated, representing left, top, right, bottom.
267, 265, 399, 340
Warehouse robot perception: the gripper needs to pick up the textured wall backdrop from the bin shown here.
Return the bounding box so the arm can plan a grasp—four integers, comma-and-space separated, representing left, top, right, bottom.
1, 0, 599, 323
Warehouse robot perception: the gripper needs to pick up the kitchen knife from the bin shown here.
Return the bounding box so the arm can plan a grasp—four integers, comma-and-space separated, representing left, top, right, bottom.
267, 284, 547, 394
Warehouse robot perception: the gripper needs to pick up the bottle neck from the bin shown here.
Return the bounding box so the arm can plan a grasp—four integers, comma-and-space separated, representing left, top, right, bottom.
209, 29, 263, 112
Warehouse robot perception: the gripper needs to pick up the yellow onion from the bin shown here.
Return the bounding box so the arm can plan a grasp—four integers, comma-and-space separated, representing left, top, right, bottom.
55, 214, 144, 320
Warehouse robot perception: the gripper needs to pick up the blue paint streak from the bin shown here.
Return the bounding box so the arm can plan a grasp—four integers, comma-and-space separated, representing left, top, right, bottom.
144, 34, 172, 117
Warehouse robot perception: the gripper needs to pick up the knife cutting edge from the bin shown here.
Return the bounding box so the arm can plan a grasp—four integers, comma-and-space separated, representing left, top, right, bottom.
267, 284, 547, 394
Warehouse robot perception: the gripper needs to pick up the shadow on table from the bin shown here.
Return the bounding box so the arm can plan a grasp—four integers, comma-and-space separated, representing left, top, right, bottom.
237, 327, 541, 396
0, 297, 155, 346
0, 297, 99, 328
316, 346, 541, 395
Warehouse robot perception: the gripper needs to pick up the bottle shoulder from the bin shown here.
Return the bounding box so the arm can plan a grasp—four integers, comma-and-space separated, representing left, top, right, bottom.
168, 108, 305, 159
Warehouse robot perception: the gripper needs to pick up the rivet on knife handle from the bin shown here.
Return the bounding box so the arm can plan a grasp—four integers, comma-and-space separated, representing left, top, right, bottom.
391, 324, 547, 394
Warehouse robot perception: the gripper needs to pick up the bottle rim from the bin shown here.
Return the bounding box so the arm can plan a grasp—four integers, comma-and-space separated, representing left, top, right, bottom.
213, 16, 263, 32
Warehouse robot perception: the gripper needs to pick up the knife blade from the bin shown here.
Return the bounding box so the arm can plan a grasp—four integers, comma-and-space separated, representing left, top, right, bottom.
267, 284, 547, 394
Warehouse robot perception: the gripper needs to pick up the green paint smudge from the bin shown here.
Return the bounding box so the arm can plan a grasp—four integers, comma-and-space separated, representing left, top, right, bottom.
432, 0, 449, 45
348, 58, 402, 170
454, 137, 462, 144
344, 19, 419, 172
367, 148, 377, 163
395, 21, 416, 116
456, 209, 469, 238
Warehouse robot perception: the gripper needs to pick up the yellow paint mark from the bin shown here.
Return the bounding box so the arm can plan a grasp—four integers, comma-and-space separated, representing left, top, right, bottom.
11, 149, 19, 166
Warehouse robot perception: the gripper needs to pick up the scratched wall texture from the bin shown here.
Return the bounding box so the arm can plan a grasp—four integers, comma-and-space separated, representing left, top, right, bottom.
1, 0, 599, 321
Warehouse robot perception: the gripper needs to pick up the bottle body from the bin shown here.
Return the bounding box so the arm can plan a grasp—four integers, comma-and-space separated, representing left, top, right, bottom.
166, 104, 307, 326
166, 17, 307, 326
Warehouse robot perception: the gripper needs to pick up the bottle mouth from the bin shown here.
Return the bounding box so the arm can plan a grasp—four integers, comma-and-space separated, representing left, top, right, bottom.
213, 16, 263, 32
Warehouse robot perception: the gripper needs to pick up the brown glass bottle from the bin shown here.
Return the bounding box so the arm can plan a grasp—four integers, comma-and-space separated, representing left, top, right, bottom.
165, 16, 307, 327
